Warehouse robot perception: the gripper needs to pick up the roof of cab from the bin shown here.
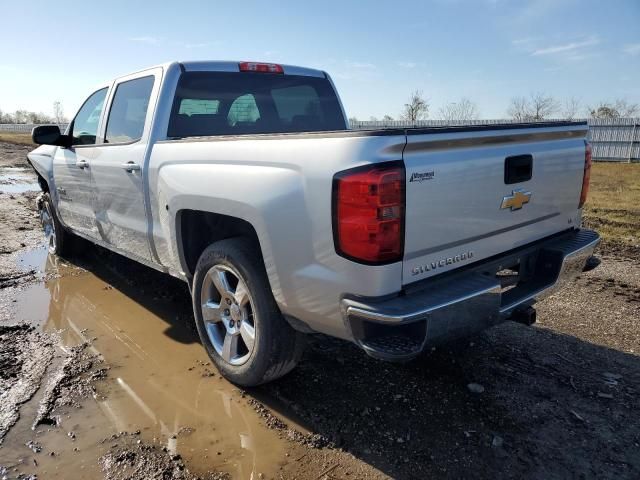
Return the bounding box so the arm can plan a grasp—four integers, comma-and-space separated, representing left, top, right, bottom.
178, 61, 326, 78
109, 60, 328, 89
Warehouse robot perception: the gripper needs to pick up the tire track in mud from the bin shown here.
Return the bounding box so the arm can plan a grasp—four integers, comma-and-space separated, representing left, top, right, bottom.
32, 342, 108, 430
0, 325, 55, 443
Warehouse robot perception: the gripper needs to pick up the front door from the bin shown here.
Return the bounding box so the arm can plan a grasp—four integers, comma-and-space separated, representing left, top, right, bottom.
91, 73, 157, 262
52, 88, 108, 239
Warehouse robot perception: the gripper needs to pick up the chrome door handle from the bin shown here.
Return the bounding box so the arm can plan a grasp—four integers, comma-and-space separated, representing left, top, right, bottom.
75, 160, 89, 169
121, 162, 141, 172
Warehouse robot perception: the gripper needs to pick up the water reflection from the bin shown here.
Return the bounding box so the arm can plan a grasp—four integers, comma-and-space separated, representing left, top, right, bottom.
15, 249, 288, 479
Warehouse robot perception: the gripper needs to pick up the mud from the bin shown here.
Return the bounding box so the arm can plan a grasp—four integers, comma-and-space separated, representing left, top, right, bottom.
32, 341, 107, 430
100, 434, 230, 480
1, 140, 639, 479
0, 239, 381, 479
0, 324, 55, 443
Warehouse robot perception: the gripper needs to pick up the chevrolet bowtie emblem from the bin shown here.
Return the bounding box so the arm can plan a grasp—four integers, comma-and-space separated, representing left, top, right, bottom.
500, 189, 532, 210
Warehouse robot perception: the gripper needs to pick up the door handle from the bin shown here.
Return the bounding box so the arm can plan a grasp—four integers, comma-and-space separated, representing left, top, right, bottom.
121, 162, 141, 172
75, 160, 89, 169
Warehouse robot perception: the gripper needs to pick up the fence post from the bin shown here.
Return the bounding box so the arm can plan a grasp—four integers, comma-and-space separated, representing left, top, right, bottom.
629, 122, 637, 164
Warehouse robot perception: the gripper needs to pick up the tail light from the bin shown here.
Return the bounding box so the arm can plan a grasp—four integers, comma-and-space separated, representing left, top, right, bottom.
579, 141, 592, 208
238, 62, 284, 74
332, 162, 405, 264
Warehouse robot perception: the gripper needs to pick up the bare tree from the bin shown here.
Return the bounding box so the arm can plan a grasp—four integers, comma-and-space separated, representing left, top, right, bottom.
614, 98, 640, 117
382, 114, 394, 121
507, 96, 530, 121
53, 101, 66, 124
438, 98, 479, 121
507, 93, 558, 121
401, 90, 429, 122
13, 110, 29, 123
562, 97, 581, 120
0, 107, 56, 124
529, 93, 559, 120
26, 111, 52, 124
348, 116, 359, 125
590, 98, 640, 118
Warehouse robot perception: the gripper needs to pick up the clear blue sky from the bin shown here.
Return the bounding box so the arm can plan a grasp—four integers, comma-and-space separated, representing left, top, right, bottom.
1, 0, 638, 120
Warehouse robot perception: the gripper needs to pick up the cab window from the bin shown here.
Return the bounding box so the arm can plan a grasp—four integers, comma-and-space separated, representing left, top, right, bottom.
70, 88, 108, 146
105, 76, 155, 144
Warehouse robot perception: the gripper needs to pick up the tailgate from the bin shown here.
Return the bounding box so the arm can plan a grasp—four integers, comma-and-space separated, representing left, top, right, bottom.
402, 123, 589, 285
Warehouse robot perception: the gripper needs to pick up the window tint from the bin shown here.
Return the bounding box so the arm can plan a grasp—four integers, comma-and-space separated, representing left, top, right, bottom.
272, 85, 322, 122
71, 88, 108, 145
105, 76, 155, 144
167, 72, 345, 138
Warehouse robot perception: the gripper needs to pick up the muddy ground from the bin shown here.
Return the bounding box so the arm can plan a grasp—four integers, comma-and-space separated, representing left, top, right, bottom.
0, 140, 639, 479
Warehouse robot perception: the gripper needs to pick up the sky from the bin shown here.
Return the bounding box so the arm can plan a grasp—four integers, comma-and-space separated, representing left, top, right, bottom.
1, 0, 639, 120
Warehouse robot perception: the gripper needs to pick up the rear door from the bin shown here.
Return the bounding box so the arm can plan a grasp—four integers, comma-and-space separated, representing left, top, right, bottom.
53, 87, 108, 239
90, 70, 160, 262
402, 124, 588, 285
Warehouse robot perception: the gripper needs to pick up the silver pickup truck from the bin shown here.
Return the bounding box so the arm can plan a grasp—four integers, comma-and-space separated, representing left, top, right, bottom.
28, 60, 600, 386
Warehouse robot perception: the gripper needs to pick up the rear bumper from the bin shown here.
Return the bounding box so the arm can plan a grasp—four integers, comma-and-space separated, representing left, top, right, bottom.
341, 228, 600, 360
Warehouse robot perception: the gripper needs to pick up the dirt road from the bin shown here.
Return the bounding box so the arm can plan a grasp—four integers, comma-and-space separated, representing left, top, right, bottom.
0, 141, 638, 479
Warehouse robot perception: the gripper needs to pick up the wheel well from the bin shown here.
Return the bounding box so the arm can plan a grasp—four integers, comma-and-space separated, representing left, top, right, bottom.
179, 210, 262, 277
35, 172, 49, 192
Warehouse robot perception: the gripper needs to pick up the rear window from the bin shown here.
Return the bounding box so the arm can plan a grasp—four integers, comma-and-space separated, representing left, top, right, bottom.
167, 71, 345, 138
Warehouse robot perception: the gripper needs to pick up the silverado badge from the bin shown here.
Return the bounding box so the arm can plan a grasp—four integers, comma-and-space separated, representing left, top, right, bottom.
500, 189, 532, 211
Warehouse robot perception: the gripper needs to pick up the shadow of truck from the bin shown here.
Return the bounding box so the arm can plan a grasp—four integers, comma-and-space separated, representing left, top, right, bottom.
61, 237, 640, 480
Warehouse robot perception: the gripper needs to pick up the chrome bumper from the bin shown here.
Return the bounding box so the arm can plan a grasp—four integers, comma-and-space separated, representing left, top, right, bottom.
342, 229, 600, 360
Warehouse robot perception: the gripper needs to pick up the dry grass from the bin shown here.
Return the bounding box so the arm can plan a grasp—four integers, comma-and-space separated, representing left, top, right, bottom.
583, 162, 640, 251
0, 132, 34, 145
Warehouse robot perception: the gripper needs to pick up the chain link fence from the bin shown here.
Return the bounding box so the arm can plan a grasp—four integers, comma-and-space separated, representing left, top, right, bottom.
2, 118, 638, 162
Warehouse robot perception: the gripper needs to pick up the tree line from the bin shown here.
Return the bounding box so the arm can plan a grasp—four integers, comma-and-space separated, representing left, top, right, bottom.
3, 94, 639, 126
0, 101, 67, 124
349, 91, 640, 123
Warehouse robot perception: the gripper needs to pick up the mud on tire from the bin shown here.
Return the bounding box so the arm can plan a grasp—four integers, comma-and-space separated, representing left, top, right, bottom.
191, 238, 305, 387
37, 192, 73, 257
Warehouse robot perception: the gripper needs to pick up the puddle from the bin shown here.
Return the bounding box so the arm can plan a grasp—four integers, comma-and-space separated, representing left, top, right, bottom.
15, 244, 49, 272
2, 249, 300, 479
0, 167, 40, 193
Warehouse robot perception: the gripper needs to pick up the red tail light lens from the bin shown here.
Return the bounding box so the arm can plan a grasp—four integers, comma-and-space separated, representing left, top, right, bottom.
579, 141, 592, 208
238, 62, 284, 74
333, 162, 405, 264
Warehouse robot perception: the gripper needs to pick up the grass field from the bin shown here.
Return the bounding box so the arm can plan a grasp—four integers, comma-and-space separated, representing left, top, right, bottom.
0, 132, 34, 145
584, 162, 640, 251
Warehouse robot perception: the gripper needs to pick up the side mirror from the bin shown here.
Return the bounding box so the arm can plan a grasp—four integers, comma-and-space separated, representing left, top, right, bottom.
31, 125, 71, 147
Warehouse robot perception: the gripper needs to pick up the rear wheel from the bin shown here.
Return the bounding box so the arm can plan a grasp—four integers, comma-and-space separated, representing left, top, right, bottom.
192, 238, 305, 386
38, 192, 72, 257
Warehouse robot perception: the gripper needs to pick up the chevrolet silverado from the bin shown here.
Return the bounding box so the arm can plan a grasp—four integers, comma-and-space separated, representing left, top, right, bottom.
27, 61, 600, 386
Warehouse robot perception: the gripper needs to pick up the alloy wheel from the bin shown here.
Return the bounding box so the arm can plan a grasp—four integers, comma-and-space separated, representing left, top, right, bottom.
200, 264, 256, 366
39, 200, 56, 254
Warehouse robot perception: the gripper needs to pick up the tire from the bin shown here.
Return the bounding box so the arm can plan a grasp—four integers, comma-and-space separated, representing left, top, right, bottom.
192, 238, 305, 386
37, 192, 73, 257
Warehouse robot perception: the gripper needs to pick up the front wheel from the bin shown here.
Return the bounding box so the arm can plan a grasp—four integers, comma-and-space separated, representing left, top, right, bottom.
192, 238, 305, 386
37, 192, 72, 256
